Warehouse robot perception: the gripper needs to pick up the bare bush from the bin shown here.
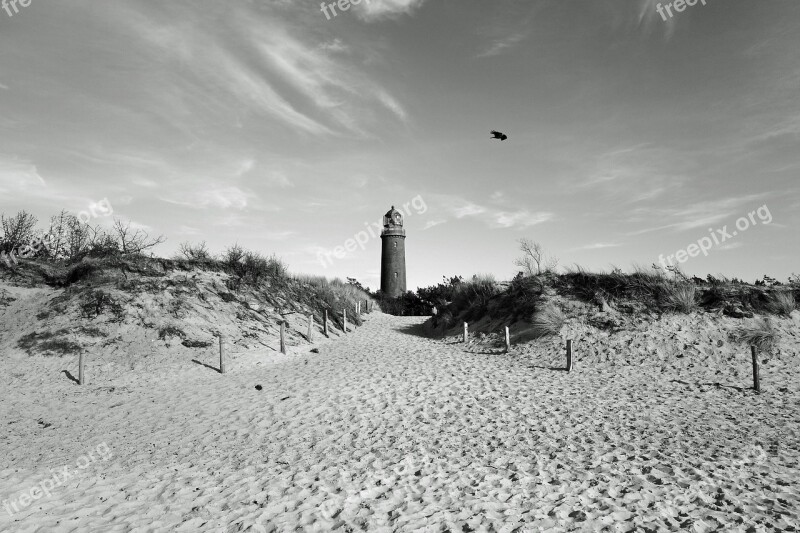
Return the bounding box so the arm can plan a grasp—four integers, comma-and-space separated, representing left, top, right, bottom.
178, 241, 211, 260
515, 238, 558, 276
109, 219, 165, 255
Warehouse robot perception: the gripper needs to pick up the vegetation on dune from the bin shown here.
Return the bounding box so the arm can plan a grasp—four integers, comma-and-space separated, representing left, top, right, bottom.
661, 284, 699, 313
418, 240, 798, 338
732, 318, 779, 353
769, 290, 797, 317
1, 210, 375, 350
531, 304, 565, 338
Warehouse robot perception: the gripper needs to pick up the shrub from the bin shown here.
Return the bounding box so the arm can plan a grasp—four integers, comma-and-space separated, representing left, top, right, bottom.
416, 276, 463, 309
158, 325, 186, 340
506, 275, 544, 320
450, 274, 499, 320
1, 211, 38, 254
64, 260, 99, 285
17, 329, 82, 357
531, 304, 565, 338
731, 318, 779, 353
80, 289, 125, 321
378, 291, 431, 316
222, 245, 287, 287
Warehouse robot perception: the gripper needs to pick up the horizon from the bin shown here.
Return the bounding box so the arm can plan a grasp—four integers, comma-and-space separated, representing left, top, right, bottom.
1, 0, 798, 291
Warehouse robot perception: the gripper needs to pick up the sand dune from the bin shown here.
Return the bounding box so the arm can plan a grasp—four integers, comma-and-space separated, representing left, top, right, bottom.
1, 313, 798, 532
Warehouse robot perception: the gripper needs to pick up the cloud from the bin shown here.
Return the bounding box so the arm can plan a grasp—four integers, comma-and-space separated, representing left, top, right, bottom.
375, 90, 409, 122
638, 0, 677, 39
492, 210, 552, 229
353, 0, 427, 22
452, 203, 487, 218
477, 32, 527, 58
0, 157, 47, 192
122, 3, 409, 137
176, 225, 202, 235
161, 186, 253, 210
576, 242, 622, 251
264, 171, 294, 188
437, 195, 553, 230
627, 193, 769, 235
423, 219, 446, 230
261, 231, 295, 241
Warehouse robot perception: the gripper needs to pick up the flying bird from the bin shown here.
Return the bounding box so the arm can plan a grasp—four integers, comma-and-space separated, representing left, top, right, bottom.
490, 130, 508, 141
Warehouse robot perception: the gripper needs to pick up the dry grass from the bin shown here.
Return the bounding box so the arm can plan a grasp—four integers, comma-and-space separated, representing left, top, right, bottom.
531, 303, 565, 338
732, 318, 779, 353
769, 291, 797, 316
663, 284, 698, 313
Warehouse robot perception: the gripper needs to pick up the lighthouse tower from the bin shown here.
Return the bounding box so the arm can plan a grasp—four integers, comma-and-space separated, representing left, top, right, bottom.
380, 206, 407, 298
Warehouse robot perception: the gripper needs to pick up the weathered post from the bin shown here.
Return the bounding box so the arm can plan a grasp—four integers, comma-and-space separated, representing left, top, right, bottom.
324, 309, 329, 337
218, 334, 225, 374
463, 322, 468, 343
343, 309, 348, 333
280, 321, 286, 354
505, 326, 511, 353
78, 349, 85, 385
307, 315, 313, 341
751, 345, 760, 393
566, 340, 573, 372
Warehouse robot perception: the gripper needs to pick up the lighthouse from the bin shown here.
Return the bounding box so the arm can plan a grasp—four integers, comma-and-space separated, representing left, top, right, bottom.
380, 206, 407, 298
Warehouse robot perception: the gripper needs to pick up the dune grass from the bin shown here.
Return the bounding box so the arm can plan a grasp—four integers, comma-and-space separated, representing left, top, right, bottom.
769, 290, 797, 317
732, 318, 779, 353
531, 304, 565, 338
662, 284, 698, 313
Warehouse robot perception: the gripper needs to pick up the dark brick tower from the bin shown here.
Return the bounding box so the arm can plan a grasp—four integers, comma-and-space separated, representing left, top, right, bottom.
380, 206, 407, 298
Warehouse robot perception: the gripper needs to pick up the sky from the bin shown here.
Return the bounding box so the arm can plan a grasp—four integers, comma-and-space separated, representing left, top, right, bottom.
1, 0, 798, 291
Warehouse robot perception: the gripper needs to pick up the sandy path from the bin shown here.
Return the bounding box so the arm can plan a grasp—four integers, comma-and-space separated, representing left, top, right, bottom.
1, 314, 798, 532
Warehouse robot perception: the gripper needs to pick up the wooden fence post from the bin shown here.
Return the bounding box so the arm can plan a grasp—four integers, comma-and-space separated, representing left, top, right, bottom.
78, 349, 85, 385
218, 334, 225, 374
280, 321, 286, 354
343, 309, 348, 333
463, 322, 468, 343
505, 326, 510, 353
307, 315, 313, 341
566, 340, 573, 372
751, 345, 760, 393
324, 309, 329, 337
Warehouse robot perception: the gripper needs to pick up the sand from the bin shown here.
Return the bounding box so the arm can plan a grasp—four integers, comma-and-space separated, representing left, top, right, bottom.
1, 313, 798, 532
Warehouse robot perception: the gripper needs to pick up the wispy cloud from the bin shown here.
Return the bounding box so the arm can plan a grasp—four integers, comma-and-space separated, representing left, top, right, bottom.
353, 0, 427, 21
437, 195, 552, 230
423, 219, 446, 230
491, 210, 552, 229
477, 32, 527, 58
161, 186, 253, 210
718, 242, 744, 251
0, 157, 47, 192
627, 194, 769, 235
121, 3, 408, 137
576, 242, 622, 251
